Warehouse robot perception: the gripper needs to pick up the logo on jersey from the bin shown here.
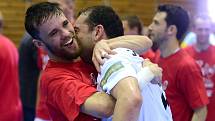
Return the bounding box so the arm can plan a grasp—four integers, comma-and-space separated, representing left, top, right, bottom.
100, 61, 124, 89
196, 60, 215, 97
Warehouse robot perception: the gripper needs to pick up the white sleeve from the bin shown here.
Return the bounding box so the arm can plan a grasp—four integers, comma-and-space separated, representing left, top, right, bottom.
97, 56, 137, 94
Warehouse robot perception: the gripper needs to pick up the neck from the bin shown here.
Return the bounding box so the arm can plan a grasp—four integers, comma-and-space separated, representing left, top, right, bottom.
159, 37, 180, 58
195, 41, 210, 52
80, 49, 94, 65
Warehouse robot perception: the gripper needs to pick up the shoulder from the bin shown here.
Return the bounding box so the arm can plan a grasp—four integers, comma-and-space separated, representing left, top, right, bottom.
0, 35, 18, 59
43, 67, 80, 81
40, 66, 83, 97
103, 48, 141, 68
209, 45, 215, 50
183, 45, 194, 52
112, 48, 139, 57
176, 51, 200, 74
0, 35, 17, 54
41, 63, 82, 85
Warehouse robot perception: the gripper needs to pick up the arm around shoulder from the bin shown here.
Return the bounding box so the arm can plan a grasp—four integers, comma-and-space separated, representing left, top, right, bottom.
106, 35, 152, 54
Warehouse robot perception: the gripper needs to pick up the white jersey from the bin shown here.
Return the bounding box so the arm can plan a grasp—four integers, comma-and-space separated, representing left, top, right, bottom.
97, 48, 172, 121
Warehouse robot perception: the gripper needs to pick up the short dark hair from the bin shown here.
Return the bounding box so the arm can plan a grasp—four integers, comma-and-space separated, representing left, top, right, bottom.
78, 5, 123, 39
25, 2, 63, 40
158, 4, 189, 41
122, 15, 143, 35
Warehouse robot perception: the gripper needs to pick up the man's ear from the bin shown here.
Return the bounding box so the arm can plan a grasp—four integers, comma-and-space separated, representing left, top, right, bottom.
93, 25, 105, 42
167, 25, 177, 36
33, 39, 45, 49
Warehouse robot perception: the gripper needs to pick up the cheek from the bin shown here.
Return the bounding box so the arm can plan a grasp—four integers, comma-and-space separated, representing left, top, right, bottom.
157, 28, 165, 35
51, 38, 62, 48
76, 35, 88, 48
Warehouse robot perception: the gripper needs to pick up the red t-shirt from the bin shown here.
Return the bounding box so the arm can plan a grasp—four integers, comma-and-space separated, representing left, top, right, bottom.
140, 49, 161, 63
140, 49, 155, 61
155, 49, 208, 121
37, 59, 100, 121
184, 45, 215, 121
0, 34, 22, 121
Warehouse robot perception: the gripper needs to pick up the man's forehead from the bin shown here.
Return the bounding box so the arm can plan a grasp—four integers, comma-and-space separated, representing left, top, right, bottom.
75, 14, 88, 26
42, 14, 65, 26
154, 12, 167, 20
195, 18, 211, 27
38, 15, 66, 34
74, 14, 88, 27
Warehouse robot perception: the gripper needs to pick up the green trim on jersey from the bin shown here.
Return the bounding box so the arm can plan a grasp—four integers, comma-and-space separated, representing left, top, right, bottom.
100, 61, 124, 89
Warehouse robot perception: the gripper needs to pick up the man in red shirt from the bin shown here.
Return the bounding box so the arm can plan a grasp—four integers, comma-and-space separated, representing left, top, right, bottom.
0, 11, 22, 121
25, 2, 152, 121
148, 4, 209, 121
25, 2, 113, 121
184, 15, 215, 121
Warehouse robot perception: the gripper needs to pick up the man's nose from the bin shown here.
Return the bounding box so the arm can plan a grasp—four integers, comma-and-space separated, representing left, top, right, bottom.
148, 24, 153, 31
61, 29, 71, 37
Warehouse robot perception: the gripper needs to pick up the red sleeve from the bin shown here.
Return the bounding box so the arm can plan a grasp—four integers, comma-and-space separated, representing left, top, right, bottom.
179, 62, 209, 109
36, 95, 50, 120
48, 75, 97, 121
37, 48, 43, 70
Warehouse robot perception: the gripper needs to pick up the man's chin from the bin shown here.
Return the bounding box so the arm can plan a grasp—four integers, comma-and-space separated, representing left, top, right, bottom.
152, 41, 159, 52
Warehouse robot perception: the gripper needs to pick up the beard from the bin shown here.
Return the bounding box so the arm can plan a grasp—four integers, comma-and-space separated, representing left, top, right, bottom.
151, 41, 159, 52
43, 36, 82, 61
76, 34, 95, 64
149, 33, 167, 52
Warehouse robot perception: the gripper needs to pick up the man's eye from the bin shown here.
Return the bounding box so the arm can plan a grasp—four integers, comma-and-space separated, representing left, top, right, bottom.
49, 30, 57, 37
154, 21, 159, 25
63, 20, 69, 27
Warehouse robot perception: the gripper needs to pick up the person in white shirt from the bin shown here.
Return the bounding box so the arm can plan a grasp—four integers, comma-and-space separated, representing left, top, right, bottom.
97, 48, 172, 121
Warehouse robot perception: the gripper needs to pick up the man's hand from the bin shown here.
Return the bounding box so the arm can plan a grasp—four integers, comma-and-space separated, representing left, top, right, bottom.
142, 59, 162, 78
142, 59, 162, 84
136, 59, 162, 90
92, 40, 116, 72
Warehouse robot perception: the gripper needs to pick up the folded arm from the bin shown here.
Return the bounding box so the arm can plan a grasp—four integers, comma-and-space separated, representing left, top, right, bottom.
106, 35, 152, 54
110, 76, 142, 121
81, 92, 116, 118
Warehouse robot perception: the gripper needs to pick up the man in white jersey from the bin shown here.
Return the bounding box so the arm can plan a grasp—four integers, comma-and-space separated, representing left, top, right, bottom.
75, 5, 172, 121
97, 48, 172, 121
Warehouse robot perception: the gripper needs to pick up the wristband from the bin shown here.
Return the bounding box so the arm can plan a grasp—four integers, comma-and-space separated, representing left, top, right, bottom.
137, 67, 155, 90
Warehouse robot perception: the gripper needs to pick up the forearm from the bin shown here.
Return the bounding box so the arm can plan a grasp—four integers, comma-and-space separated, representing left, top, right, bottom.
191, 106, 207, 121
81, 92, 115, 118
111, 76, 142, 121
105, 35, 152, 54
